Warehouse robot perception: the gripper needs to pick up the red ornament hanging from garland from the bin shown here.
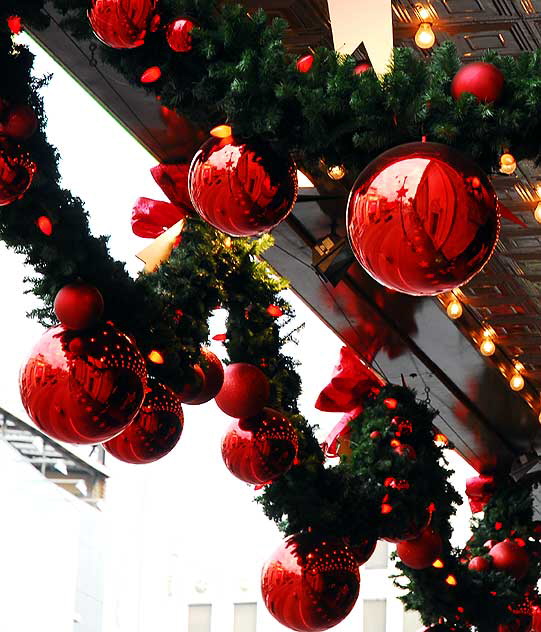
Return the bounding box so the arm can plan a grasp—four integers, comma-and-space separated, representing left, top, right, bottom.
188, 136, 298, 237
261, 532, 360, 632
88, 0, 157, 49
468, 555, 491, 572
347, 142, 500, 296
488, 541, 530, 580
0, 104, 38, 141
451, 62, 504, 104
166, 18, 195, 52
20, 324, 147, 444
221, 407, 297, 485
214, 362, 270, 418
54, 283, 104, 330
396, 528, 443, 569
181, 348, 224, 405
104, 381, 183, 463
296, 54, 314, 73
0, 144, 36, 206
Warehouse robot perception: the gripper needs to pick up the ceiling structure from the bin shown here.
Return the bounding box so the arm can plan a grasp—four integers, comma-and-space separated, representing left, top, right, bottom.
27, 0, 541, 476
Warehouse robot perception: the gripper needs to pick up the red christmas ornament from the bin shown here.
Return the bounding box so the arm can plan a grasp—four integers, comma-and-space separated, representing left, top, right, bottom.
88, 0, 157, 49
261, 533, 360, 631
489, 541, 529, 580
0, 104, 38, 141
166, 18, 195, 52
451, 62, 504, 104
296, 54, 314, 73
188, 136, 298, 237
468, 556, 491, 572
215, 363, 270, 418
0, 145, 36, 206
354, 62, 372, 75
182, 348, 224, 405
19, 324, 147, 444
396, 529, 443, 569
370, 430, 381, 440
54, 283, 105, 330
104, 381, 183, 463
221, 408, 297, 484
347, 142, 500, 296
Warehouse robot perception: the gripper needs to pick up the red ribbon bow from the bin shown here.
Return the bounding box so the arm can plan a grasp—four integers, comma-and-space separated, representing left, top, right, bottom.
316, 346, 385, 457
465, 475, 496, 513
132, 163, 193, 238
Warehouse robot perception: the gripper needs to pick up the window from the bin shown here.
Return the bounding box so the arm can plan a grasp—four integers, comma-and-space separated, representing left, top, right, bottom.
188, 604, 211, 632
363, 599, 386, 632
365, 540, 388, 569
403, 609, 423, 632
233, 602, 257, 632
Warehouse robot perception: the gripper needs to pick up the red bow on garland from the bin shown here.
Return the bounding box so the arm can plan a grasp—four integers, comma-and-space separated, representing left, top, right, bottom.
316, 346, 385, 458
465, 474, 496, 513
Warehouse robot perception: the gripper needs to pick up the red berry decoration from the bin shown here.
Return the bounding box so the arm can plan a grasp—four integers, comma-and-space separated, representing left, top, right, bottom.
468, 556, 491, 572
347, 142, 500, 296
182, 348, 224, 405
104, 381, 183, 464
19, 324, 147, 444
451, 62, 504, 104
221, 408, 297, 484
296, 54, 314, 73
88, 0, 157, 49
261, 533, 360, 631
0, 104, 38, 141
215, 363, 270, 418
54, 283, 104, 330
396, 528, 443, 569
0, 144, 36, 206
166, 18, 195, 52
488, 541, 529, 580
188, 136, 298, 237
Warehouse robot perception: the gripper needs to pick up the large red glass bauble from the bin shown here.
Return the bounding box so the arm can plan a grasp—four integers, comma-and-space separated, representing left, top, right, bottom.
0, 104, 38, 141
88, 0, 157, 49
166, 18, 195, 52
396, 528, 443, 569
215, 363, 270, 418
451, 62, 504, 103
261, 533, 360, 631
182, 348, 224, 405
104, 381, 183, 463
347, 142, 500, 296
188, 136, 298, 236
20, 324, 147, 444
54, 283, 104, 330
0, 145, 36, 206
221, 407, 297, 484
489, 541, 529, 580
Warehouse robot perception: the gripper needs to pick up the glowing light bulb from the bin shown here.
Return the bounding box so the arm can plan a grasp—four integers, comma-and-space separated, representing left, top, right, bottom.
148, 350, 165, 364
500, 153, 517, 175
415, 23, 436, 49
510, 372, 525, 392
210, 125, 232, 139
433, 559, 444, 568
447, 299, 462, 319
445, 574, 457, 586
480, 338, 496, 357
417, 5, 431, 20
534, 202, 541, 224
327, 164, 346, 180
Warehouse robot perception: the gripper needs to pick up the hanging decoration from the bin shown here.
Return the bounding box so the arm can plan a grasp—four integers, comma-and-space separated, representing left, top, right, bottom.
181, 348, 224, 405
88, 0, 157, 49
214, 363, 270, 417
451, 61, 505, 103
166, 18, 195, 52
53, 283, 105, 330
0, 103, 38, 140
0, 144, 36, 206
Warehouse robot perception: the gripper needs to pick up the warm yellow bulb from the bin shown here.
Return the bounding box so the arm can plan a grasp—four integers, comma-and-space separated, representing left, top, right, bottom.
480, 338, 496, 357
210, 124, 233, 139
415, 23, 436, 49
500, 153, 517, 175
327, 164, 346, 180
418, 6, 431, 20
510, 373, 525, 392
534, 202, 541, 224
447, 299, 462, 319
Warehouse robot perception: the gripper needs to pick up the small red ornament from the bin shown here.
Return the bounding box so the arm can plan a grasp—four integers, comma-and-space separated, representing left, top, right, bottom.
0, 145, 36, 206
20, 324, 147, 444
140, 66, 161, 83
347, 142, 500, 296
7, 15, 22, 34
88, 0, 157, 49
0, 104, 38, 141
54, 283, 104, 330
396, 529, 443, 569
384, 397, 398, 409
166, 18, 195, 52
370, 430, 381, 439
489, 541, 529, 580
215, 363, 270, 418
451, 62, 504, 104
354, 62, 372, 75
104, 381, 183, 463
182, 348, 224, 405
468, 556, 491, 572
188, 136, 298, 237
261, 533, 360, 631
296, 54, 314, 73
221, 408, 297, 484
266, 304, 283, 318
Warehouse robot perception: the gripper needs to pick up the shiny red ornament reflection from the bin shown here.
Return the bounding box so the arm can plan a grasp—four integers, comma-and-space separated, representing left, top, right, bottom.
19, 324, 147, 444
166, 18, 195, 52
347, 142, 500, 296
188, 136, 298, 237
215, 363, 270, 418
181, 348, 224, 405
88, 0, 157, 49
221, 407, 297, 484
104, 381, 183, 463
0, 146, 36, 206
451, 62, 504, 104
261, 532, 360, 632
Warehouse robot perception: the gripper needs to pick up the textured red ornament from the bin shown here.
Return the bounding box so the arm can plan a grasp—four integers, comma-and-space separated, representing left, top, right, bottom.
54, 283, 105, 330
489, 541, 529, 580
188, 136, 298, 237
296, 54, 314, 73
451, 62, 504, 103
261, 533, 360, 631
182, 348, 224, 405
215, 363, 270, 418
347, 142, 500, 296
0, 145, 36, 206
396, 529, 443, 569
0, 104, 38, 141
468, 556, 491, 572
166, 18, 195, 52
221, 408, 297, 484
20, 324, 147, 444
104, 381, 183, 463
88, 0, 157, 49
